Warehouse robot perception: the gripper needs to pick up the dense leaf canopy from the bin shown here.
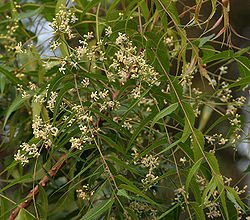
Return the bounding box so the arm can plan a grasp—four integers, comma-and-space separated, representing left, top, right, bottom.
0, 0, 249, 219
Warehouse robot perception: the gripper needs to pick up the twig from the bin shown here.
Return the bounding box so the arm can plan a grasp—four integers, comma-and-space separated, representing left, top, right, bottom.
9, 153, 68, 220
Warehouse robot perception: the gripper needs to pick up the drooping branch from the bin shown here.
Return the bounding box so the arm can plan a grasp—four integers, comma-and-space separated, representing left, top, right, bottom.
9, 153, 68, 220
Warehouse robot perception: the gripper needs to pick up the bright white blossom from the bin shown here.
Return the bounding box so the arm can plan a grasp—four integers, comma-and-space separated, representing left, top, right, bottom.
14, 143, 40, 166
50, 5, 78, 39
105, 26, 112, 37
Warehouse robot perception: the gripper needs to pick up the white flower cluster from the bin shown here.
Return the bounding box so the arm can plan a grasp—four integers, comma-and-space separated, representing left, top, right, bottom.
205, 200, 221, 219
29, 86, 60, 113
17, 84, 30, 99
5, 17, 19, 39
174, 186, 189, 205
228, 113, 242, 146
0, 13, 19, 53
59, 57, 67, 73
34, 93, 46, 103
14, 42, 23, 54
131, 86, 141, 99
28, 82, 38, 91
91, 89, 120, 112
76, 184, 94, 200
141, 154, 159, 169
74, 32, 106, 63
196, 175, 206, 191
234, 185, 247, 195
226, 96, 246, 116
68, 106, 101, 150
219, 66, 228, 75
140, 154, 159, 190
216, 66, 228, 83
217, 81, 232, 103
51, 5, 78, 39
108, 32, 160, 86
75, 39, 88, 60
180, 62, 197, 87
210, 77, 246, 148
190, 88, 203, 117
14, 143, 40, 166
70, 137, 83, 150
81, 77, 90, 88
32, 115, 59, 148
47, 91, 58, 111
205, 133, 228, 146
164, 36, 174, 47
63, 115, 75, 127
122, 119, 133, 131
50, 40, 61, 51
137, 97, 155, 112
105, 26, 112, 37
229, 113, 241, 127
129, 201, 157, 218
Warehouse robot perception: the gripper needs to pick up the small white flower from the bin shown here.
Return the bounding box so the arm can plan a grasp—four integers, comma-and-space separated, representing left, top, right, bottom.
105, 26, 112, 37
209, 79, 217, 87
180, 157, 187, 164
131, 86, 141, 99
47, 91, 58, 111
116, 32, 128, 45
14, 42, 23, 53
50, 127, 59, 136
50, 40, 61, 51
122, 121, 133, 130
91, 91, 99, 101
164, 36, 174, 47
99, 89, 109, 99
84, 32, 94, 40
14, 150, 29, 165
219, 66, 228, 74
81, 78, 90, 87
70, 137, 83, 150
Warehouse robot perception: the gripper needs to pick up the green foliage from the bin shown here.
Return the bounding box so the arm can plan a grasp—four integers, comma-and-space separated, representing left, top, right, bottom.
0, 0, 249, 219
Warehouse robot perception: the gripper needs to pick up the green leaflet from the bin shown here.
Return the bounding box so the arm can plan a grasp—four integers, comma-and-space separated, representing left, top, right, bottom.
141, 137, 168, 157
235, 56, 250, 77
181, 102, 195, 143
0, 65, 22, 85
190, 202, 206, 220
121, 86, 152, 122
106, 156, 139, 175
0, 174, 33, 193
205, 152, 220, 175
80, 198, 114, 220
117, 175, 158, 206
4, 95, 25, 128
99, 134, 125, 155
156, 139, 181, 156
53, 82, 74, 123
192, 129, 205, 161
117, 189, 131, 199
226, 186, 246, 212
119, 184, 158, 206
37, 186, 49, 220
16, 209, 35, 220
127, 112, 155, 151
203, 50, 234, 63
0, 73, 6, 94
157, 203, 179, 220
186, 158, 203, 190
151, 103, 178, 129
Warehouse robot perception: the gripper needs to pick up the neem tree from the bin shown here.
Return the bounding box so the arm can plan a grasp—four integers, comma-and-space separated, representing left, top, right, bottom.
0, 0, 249, 219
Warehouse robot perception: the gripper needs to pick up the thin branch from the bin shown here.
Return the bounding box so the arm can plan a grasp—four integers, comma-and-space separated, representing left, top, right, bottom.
9, 153, 68, 220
